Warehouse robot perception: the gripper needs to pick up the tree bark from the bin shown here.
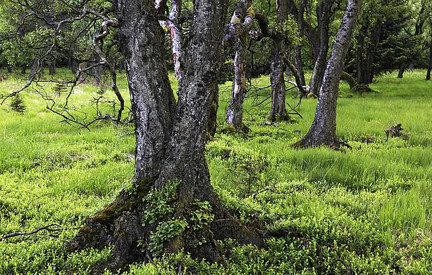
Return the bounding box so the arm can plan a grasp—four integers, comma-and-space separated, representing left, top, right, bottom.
48, 61, 56, 75
294, 45, 305, 86
226, 39, 248, 130
294, 0, 307, 87
427, 28, 432, 80
269, 0, 289, 121
398, 65, 405, 79
29, 59, 39, 80
307, 0, 334, 96
94, 65, 103, 87
294, 0, 362, 148
168, 0, 183, 83
269, 40, 289, 121
68, 0, 263, 271
225, 0, 255, 131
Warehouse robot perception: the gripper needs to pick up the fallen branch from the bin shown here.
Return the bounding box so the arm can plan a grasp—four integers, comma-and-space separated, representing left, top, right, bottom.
0, 224, 78, 241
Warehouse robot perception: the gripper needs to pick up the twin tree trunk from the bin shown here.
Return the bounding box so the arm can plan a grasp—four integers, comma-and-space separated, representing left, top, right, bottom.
68, 0, 262, 271
307, 0, 333, 96
294, 0, 362, 148
293, 0, 307, 88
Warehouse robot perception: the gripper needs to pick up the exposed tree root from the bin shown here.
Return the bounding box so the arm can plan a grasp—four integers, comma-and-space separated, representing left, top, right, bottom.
67, 179, 264, 273
292, 138, 352, 151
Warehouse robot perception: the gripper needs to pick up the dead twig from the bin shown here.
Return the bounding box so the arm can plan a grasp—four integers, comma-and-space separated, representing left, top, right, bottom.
0, 224, 78, 241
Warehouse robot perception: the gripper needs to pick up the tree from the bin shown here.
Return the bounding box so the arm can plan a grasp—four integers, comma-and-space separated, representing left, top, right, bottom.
287, 0, 339, 96
64, 0, 263, 271
294, 0, 362, 148
225, 0, 254, 131
344, 0, 416, 85
425, 1, 432, 80
427, 24, 432, 80
225, 0, 270, 131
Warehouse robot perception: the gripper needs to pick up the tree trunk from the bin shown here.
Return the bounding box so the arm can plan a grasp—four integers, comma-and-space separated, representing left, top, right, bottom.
94, 65, 103, 87
269, 0, 289, 121
294, 0, 362, 148
294, 0, 306, 87
309, 47, 328, 95
398, 65, 405, 79
427, 29, 432, 80
225, 0, 253, 131
68, 0, 262, 271
269, 40, 289, 121
307, 0, 333, 96
168, 0, 183, 83
340, 71, 356, 90
294, 45, 305, 86
29, 59, 39, 80
48, 62, 56, 75
226, 40, 248, 130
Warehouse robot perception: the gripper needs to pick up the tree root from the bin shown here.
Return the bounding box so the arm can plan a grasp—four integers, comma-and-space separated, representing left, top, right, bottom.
292, 138, 352, 151
67, 180, 264, 273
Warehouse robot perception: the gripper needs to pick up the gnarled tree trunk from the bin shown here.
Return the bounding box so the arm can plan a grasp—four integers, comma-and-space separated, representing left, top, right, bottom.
294, 0, 362, 148
68, 0, 263, 272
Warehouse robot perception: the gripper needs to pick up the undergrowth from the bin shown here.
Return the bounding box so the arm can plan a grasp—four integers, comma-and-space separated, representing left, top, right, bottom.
1, 69, 432, 273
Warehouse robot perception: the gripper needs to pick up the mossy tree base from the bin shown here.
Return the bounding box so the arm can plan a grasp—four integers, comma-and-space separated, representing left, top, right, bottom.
67, 177, 264, 273
269, 112, 291, 123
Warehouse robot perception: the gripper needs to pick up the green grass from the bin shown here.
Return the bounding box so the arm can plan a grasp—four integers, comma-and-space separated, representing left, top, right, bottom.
1, 69, 432, 274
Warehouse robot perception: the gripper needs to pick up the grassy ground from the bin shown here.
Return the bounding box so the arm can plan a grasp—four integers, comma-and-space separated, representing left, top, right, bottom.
1, 69, 432, 274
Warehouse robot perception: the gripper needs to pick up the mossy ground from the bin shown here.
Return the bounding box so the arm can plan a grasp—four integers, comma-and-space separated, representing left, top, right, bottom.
1, 69, 432, 274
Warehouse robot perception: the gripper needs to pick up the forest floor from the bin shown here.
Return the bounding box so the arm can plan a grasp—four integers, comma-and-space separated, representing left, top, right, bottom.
1, 70, 432, 274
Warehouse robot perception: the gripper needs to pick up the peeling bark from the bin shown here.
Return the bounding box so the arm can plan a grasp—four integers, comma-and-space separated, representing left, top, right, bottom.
294, 0, 362, 148
225, 0, 255, 131
226, 39, 248, 130
168, 0, 183, 83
